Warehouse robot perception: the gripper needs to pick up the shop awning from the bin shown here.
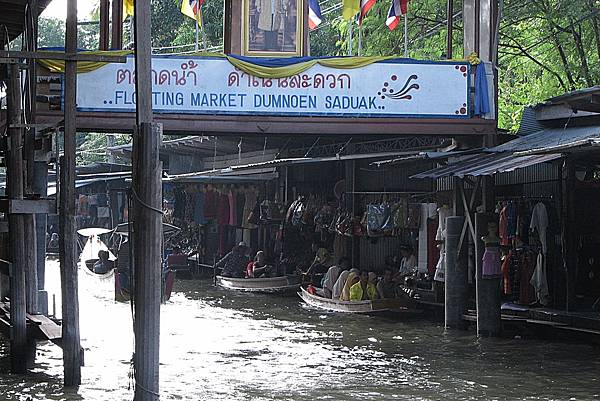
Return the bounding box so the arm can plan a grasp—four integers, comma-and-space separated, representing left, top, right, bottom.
411, 152, 562, 179
488, 125, 600, 154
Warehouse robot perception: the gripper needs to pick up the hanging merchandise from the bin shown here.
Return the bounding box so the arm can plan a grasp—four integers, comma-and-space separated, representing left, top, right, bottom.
194, 190, 207, 225
530, 202, 548, 254
530, 252, 550, 305
228, 188, 237, 226
436, 204, 450, 241
391, 198, 408, 230
482, 247, 502, 278
366, 203, 394, 236
406, 203, 421, 230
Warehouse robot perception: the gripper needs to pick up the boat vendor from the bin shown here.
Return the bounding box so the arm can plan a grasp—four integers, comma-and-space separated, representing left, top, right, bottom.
377, 268, 397, 299
398, 245, 417, 277
340, 271, 359, 301
350, 271, 379, 301
217, 242, 250, 278
304, 244, 334, 284
246, 250, 274, 278
321, 257, 350, 298
93, 250, 113, 274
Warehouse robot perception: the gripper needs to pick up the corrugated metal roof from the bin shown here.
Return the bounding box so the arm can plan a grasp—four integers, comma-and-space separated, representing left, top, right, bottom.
489, 125, 600, 153
411, 153, 561, 179
370, 149, 482, 167
517, 106, 546, 136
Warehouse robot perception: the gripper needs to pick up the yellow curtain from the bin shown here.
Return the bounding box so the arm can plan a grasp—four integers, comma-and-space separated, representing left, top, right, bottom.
36, 50, 133, 74
123, 0, 134, 18
342, 0, 360, 20
36, 51, 475, 78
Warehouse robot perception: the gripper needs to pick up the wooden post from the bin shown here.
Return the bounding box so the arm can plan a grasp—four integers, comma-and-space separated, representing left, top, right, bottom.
445, 216, 467, 329
475, 212, 501, 337
99, 0, 110, 50
562, 158, 576, 311
111, 0, 124, 50
59, 0, 82, 386
7, 63, 28, 374
34, 161, 49, 315
132, 0, 162, 399
24, 215, 38, 314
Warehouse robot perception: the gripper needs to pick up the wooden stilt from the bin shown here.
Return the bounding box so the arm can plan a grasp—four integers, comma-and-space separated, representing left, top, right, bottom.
132, 1, 162, 400
111, 0, 124, 50
59, 0, 82, 386
7, 63, 28, 374
24, 215, 38, 314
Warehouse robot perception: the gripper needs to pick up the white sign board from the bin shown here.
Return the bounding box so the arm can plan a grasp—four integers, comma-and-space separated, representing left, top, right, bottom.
76, 56, 471, 118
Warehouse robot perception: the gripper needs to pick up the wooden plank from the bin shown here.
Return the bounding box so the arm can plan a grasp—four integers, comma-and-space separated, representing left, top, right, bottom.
36, 111, 498, 136
0, 50, 126, 63
0, 198, 56, 214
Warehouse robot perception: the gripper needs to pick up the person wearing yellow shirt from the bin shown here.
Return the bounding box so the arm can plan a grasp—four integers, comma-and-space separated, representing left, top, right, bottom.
349, 271, 379, 301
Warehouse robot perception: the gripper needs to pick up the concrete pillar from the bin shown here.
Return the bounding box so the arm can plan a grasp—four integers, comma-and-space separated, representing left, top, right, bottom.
445, 216, 467, 329
475, 212, 502, 337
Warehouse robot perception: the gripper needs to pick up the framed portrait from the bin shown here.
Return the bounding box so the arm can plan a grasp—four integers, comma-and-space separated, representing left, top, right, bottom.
243, 0, 304, 57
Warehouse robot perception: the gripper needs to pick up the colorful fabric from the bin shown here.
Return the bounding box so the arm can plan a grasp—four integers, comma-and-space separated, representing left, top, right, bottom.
386, 0, 409, 31
342, 0, 360, 20
308, 0, 323, 30
340, 272, 358, 301
123, 0, 134, 18
360, 0, 376, 23
482, 247, 501, 278
349, 282, 378, 301
474, 63, 491, 116
181, 0, 204, 25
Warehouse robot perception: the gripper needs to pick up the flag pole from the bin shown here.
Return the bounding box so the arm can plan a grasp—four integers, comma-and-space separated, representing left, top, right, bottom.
358, 18, 363, 56
200, 9, 208, 52
348, 18, 354, 56
403, 13, 408, 58
195, 18, 199, 51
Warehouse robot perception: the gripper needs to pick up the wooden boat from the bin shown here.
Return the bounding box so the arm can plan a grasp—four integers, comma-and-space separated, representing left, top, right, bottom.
77, 227, 116, 280
115, 270, 175, 303
298, 286, 421, 315
216, 275, 302, 293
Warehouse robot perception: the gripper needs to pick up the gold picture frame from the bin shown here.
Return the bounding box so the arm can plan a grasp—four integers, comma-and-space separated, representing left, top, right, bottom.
242, 0, 304, 57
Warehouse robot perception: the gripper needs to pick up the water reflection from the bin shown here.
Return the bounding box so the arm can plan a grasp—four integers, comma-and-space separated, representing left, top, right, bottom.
0, 260, 599, 400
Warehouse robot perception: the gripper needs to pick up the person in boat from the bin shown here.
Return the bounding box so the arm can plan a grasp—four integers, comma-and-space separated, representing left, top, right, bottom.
349, 270, 378, 301
377, 268, 397, 299
93, 250, 113, 274
340, 270, 359, 301
217, 242, 250, 278
117, 239, 131, 290
246, 250, 274, 278
332, 269, 350, 300
304, 245, 334, 284
321, 257, 350, 298
398, 245, 417, 278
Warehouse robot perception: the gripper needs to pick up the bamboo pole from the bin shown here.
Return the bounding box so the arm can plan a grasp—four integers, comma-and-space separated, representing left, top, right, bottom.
60, 0, 82, 386
7, 63, 28, 374
132, 0, 162, 399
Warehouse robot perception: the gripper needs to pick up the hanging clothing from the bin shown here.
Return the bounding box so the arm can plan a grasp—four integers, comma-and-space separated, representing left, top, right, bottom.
482, 246, 502, 278
506, 201, 518, 239
436, 206, 450, 241
194, 191, 207, 225
243, 191, 258, 229
499, 205, 509, 246
204, 189, 217, 219
434, 243, 445, 282
530, 202, 549, 254
418, 203, 437, 274
236, 191, 245, 226
173, 187, 186, 220
217, 194, 230, 226
530, 252, 549, 305
519, 251, 536, 305
502, 250, 513, 294
228, 190, 237, 226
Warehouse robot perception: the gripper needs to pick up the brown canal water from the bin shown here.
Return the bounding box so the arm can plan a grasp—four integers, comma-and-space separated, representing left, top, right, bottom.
1, 259, 600, 401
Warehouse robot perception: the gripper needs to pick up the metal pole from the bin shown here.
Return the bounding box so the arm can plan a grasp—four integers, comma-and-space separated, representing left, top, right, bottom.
347, 18, 353, 56
195, 20, 199, 52
60, 0, 82, 386
358, 21, 363, 56
133, 0, 162, 398
404, 13, 408, 58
